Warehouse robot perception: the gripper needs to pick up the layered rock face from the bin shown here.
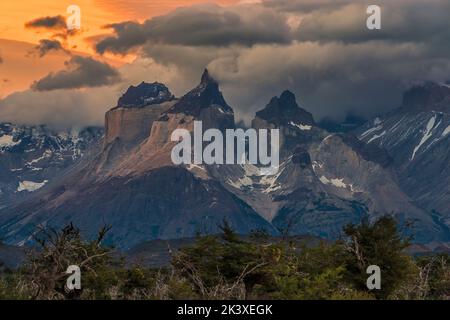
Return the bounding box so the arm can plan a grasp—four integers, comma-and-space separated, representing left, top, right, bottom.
105, 101, 176, 146
109, 69, 236, 176
105, 82, 177, 146
99, 83, 177, 175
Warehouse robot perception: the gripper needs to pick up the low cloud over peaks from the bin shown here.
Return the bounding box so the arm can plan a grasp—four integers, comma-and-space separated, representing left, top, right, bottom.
95, 4, 291, 54
31, 56, 121, 91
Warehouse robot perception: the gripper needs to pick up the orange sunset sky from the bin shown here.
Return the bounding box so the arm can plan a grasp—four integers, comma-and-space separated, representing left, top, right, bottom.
0, 0, 240, 97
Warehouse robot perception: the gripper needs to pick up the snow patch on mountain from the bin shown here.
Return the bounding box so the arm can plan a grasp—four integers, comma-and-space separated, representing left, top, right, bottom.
17, 180, 48, 192
442, 125, 450, 137
289, 121, 312, 131
260, 169, 283, 194
411, 115, 436, 160
311, 161, 324, 172
0, 135, 21, 149
319, 175, 346, 188
367, 131, 386, 144
319, 175, 359, 193
26, 150, 52, 166
0, 122, 103, 208
359, 125, 383, 140
227, 176, 253, 189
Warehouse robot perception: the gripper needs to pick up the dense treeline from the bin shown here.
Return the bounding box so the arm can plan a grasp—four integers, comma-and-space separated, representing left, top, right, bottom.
0, 217, 449, 300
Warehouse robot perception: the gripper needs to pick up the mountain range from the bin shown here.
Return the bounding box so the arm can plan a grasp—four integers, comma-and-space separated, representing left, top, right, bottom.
0, 71, 449, 249
0, 124, 103, 210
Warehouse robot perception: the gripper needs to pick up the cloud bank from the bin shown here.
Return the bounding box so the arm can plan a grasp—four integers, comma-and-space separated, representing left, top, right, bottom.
96, 4, 291, 54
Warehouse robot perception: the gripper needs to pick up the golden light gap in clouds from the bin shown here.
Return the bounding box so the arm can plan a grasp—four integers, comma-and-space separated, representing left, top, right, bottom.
1, 0, 240, 97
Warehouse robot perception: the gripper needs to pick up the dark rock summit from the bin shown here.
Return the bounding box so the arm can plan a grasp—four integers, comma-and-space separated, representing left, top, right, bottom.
255, 90, 315, 127
117, 82, 174, 108
162, 69, 234, 131
167, 69, 233, 117
400, 82, 450, 113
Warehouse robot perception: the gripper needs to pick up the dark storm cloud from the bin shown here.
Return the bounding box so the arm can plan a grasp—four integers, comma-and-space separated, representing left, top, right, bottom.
292, 0, 450, 46
34, 39, 65, 57
263, 0, 353, 13
25, 15, 66, 30
89, 0, 450, 124
96, 21, 147, 55
205, 41, 450, 123
31, 56, 121, 91
95, 4, 291, 54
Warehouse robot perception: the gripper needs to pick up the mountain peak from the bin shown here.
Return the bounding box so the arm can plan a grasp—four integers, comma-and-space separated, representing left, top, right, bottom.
166, 69, 233, 117
255, 91, 315, 127
400, 81, 450, 113
116, 82, 174, 108
200, 68, 217, 85
279, 90, 296, 105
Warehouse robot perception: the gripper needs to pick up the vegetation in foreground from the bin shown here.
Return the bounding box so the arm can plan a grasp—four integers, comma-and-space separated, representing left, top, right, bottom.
0, 217, 449, 300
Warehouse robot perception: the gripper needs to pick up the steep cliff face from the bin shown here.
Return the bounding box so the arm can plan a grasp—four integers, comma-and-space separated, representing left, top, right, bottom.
98, 83, 177, 175
104, 82, 177, 147
104, 101, 176, 146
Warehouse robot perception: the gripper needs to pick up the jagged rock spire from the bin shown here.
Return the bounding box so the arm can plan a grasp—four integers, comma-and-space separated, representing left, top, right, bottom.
200, 68, 217, 85
166, 69, 233, 117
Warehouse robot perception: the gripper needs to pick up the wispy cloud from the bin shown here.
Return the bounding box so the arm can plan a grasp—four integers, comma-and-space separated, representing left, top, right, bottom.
25, 15, 66, 30
32, 39, 66, 58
